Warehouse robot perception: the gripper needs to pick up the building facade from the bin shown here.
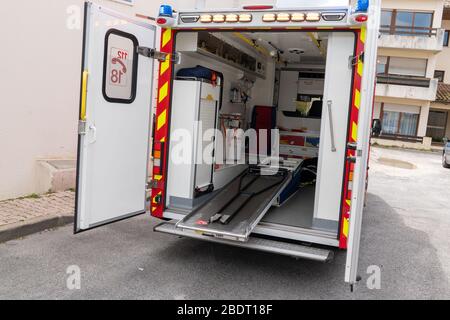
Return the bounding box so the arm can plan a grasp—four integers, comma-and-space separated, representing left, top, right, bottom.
428, 3, 450, 143
372, 0, 445, 149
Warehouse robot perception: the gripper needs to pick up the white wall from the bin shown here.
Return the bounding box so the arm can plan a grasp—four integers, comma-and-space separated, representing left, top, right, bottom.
0, 0, 183, 200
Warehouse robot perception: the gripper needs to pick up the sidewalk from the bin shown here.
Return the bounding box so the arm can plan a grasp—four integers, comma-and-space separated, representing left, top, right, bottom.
0, 191, 74, 243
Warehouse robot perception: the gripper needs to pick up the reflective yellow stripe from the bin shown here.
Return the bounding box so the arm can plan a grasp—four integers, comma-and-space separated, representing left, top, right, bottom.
352, 122, 358, 141
162, 28, 172, 47
343, 218, 349, 238
346, 199, 351, 207
360, 27, 367, 43
154, 175, 162, 181
159, 82, 168, 103
152, 192, 162, 204
160, 137, 165, 143
157, 109, 167, 130
357, 60, 363, 77
160, 54, 170, 75
80, 70, 89, 120
355, 89, 361, 109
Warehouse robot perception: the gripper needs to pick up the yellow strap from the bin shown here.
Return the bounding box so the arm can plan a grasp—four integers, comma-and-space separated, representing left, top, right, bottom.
80, 70, 89, 120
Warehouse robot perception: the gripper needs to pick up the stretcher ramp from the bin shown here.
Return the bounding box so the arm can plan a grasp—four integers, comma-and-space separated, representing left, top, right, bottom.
176, 167, 292, 242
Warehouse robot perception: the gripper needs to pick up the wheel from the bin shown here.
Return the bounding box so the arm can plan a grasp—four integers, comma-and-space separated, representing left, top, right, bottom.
443, 154, 450, 168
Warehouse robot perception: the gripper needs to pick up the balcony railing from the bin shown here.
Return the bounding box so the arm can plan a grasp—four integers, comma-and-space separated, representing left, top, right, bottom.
376, 74, 431, 88
379, 25, 439, 37
373, 133, 424, 143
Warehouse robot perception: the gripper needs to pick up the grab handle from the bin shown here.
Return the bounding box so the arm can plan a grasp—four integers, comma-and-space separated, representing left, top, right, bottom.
327, 100, 337, 152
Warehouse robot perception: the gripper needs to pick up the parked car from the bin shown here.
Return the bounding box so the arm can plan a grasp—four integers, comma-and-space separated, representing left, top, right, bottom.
443, 138, 450, 169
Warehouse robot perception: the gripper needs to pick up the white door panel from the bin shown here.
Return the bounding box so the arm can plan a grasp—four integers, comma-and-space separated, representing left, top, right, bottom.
345, 1, 382, 286
314, 32, 355, 224
76, 3, 155, 232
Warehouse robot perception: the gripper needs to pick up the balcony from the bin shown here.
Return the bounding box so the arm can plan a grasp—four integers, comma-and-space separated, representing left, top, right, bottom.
378, 27, 445, 52
376, 74, 438, 101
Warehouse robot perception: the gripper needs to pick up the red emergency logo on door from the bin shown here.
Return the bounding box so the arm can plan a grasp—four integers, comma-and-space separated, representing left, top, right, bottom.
109, 48, 129, 87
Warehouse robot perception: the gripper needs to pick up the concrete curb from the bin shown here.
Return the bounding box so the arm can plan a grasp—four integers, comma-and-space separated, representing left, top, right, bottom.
0, 213, 74, 243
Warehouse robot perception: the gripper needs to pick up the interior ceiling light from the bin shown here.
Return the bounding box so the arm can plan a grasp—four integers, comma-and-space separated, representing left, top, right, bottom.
288, 48, 305, 54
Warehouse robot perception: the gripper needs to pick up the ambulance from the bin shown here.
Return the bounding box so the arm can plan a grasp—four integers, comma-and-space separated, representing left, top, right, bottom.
75, 0, 381, 287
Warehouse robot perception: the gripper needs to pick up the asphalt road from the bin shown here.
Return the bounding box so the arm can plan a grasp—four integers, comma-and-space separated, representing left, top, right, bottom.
1, 147, 449, 299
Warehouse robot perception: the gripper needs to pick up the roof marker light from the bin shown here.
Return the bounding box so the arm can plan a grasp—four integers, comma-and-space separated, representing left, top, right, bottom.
213, 14, 225, 23
306, 12, 321, 22
277, 13, 291, 22
291, 13, 306, 22
322, 12, 347, 21
200, 14, 212, 23
226, 14, 239, 23
180, 15, 200, 23
262, 13, 276, 22
239, 13, 253, 22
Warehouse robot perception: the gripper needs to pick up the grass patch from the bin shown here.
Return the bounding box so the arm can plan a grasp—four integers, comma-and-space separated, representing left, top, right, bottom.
18, 193, 41, 200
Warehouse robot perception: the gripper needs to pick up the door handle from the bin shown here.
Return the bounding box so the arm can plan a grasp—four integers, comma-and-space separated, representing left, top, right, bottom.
88, 124, 97, 144
327, 100, 337, 152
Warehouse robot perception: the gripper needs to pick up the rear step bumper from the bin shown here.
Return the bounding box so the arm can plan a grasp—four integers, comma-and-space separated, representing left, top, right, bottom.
154, 221, 334, 262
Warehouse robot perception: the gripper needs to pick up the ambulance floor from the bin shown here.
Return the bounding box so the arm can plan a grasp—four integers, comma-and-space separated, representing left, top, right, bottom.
262, 185, 315, 229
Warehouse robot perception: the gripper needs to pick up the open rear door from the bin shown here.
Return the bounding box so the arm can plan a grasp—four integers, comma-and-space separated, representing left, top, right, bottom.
75, 3, 156, 232
345, 1, 381, 287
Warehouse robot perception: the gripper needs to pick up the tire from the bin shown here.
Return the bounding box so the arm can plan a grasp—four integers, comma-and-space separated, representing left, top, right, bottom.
443, 154, 450, 169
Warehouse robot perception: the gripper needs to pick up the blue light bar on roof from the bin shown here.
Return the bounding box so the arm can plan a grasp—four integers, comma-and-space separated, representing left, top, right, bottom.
159, 5, 173, 17
356, 0, 369, 12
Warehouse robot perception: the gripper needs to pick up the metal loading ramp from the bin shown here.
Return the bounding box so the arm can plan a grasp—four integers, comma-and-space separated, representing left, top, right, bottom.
175, 167, 292, 242
154, 221, 334, 262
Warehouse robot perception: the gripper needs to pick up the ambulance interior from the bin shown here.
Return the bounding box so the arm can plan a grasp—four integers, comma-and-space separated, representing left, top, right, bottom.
164, 30, 355, 241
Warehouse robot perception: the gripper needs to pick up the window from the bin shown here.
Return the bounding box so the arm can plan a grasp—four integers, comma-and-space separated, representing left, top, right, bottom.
377, 56, 388, 74
377, 56, 427, 77
434, 70, 445, 82
381, 10, 393, 27
444, 30, 449, 47
102, 29, 139, 103
388, 57, 427, 77
382, 110, 419, 136
380, 10, 433, 36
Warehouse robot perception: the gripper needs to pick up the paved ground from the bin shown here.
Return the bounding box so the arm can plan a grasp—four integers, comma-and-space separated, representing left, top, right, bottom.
0, 147, 449, 299
0, 191, 74, 243
0, 191, 74, 226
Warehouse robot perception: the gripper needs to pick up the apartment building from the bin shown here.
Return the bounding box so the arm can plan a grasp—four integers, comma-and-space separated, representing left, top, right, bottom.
372, 0, 445, 149
428, 2, 450, 143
